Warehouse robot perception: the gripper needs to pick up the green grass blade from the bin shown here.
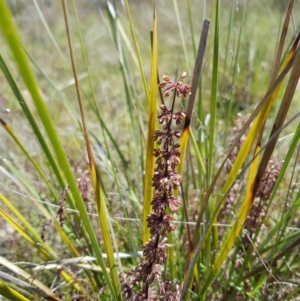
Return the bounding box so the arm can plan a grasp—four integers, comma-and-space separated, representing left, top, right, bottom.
32, 0, 66, 63
0, 159, 80, 255
173, 0, 189, 70
186, 0, 197, 59
208, 0, 220, 178
124, 0, 149, 102
73, 0, 133, 266
24, 47, 130, 174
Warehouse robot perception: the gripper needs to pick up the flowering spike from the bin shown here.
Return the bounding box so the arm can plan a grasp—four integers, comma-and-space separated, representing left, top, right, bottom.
121, 73, 190, 300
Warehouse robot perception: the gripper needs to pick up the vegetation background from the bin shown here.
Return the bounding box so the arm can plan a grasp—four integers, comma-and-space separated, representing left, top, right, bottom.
0, 0, 300, 300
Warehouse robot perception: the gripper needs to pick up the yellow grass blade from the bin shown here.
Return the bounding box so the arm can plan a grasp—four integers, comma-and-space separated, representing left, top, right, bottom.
142, 2, 157, 243
0, 209, 37, 249
212, 144, 260, 275
0, 281, 30, 301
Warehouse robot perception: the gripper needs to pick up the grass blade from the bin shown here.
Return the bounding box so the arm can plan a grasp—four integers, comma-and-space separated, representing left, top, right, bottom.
124, 0, 149, 102
142, 2, 157, 243
208, 0, 219, 177
0, 281, 30, 301
178, 19, 210, 176
62, 0, 121, 297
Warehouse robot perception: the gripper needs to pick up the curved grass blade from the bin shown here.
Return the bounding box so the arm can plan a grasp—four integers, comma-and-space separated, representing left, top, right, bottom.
17, 23, 136, 268
142, 2, 157, 243
0, 0, 82, 218
0, 281, 30, 301
0, 208, 43, 254
72, 0, 137, 268
0, 209, 79, 292
0, 182, 56, 258
0, 19, 82, 249
0, 117, 90, 283
23, 48, 130, 174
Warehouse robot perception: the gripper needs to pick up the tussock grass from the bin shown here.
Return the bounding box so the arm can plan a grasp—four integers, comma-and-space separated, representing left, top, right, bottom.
0, 0, 300, 300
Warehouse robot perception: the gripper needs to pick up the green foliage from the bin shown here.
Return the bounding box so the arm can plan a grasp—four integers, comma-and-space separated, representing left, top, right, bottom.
0, 0, 299, 300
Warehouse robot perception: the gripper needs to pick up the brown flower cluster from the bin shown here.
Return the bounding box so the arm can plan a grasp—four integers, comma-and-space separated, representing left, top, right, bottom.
121, 72, 190, 300
158, 73, 191, 98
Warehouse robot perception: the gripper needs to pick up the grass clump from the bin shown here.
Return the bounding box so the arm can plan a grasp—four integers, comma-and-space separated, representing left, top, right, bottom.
0, 0, 300, 300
